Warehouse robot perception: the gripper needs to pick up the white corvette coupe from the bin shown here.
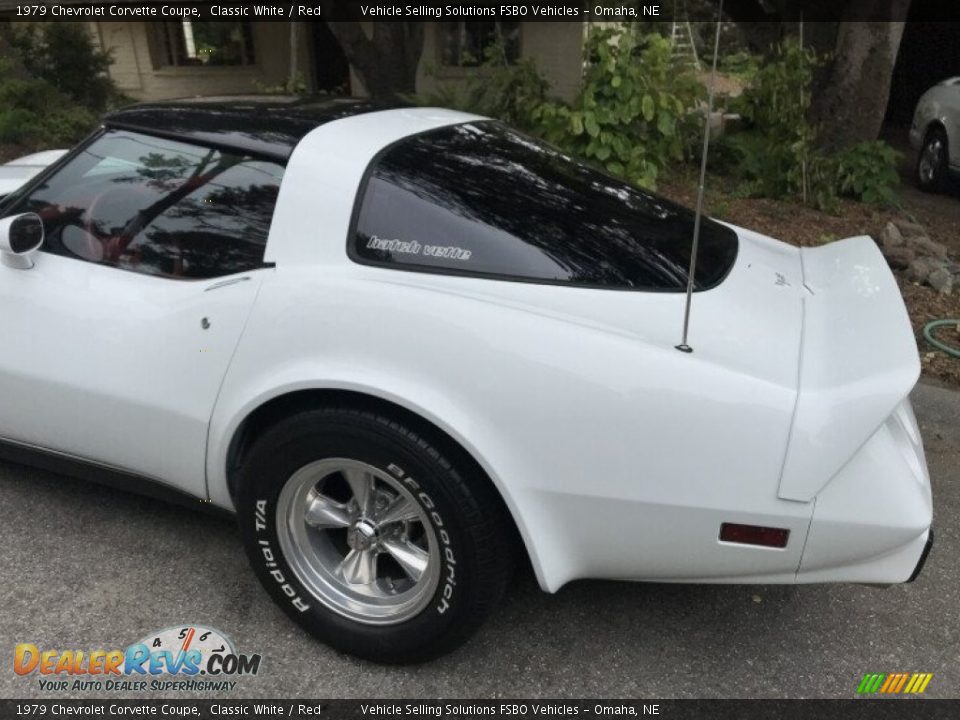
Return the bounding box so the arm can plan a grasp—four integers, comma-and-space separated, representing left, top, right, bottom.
0, 97, 933, 663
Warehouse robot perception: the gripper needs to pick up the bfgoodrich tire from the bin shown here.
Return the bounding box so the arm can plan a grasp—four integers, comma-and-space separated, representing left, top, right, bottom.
236, 406, 514, 663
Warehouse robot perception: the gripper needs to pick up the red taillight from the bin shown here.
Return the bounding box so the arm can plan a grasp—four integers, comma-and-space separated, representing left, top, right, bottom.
719, 523, 789, 548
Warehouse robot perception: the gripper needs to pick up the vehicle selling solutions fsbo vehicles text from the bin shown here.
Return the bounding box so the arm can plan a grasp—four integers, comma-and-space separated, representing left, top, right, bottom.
356, 4, 586, 17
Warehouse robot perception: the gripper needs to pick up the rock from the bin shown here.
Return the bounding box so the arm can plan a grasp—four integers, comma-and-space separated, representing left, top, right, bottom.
880, 221, 905, 249
929, 268, 953, 295
895, 219, 927, 238
907, 256, 944, 283
883, 246, 915, 270
907, 235, 949, 259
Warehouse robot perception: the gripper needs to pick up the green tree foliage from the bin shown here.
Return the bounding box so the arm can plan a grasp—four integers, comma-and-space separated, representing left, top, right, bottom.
412, 26, 898, 206
414, 27, 702, 189
0, 59, 97, 146
9, 23, 120, 112
0, 23, 123, 150
534, 28, 704, 189
720, 39, 900, 208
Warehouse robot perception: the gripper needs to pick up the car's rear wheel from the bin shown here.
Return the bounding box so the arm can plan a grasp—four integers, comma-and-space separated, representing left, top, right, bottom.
916, 126, 949, 193
236, 406, 513, 663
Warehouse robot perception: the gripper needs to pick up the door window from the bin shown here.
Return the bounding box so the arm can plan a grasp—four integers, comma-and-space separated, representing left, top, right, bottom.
4, 129, 283, 279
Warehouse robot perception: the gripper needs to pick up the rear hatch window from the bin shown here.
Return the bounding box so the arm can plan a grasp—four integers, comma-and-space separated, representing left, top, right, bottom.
351, 121, 737, 291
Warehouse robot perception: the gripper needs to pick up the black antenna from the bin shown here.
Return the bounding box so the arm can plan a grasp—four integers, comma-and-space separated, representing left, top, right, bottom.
676, 0, 724, 354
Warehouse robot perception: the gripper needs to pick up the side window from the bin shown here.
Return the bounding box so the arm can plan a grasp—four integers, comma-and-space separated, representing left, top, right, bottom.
351, 122, 738, 291
6, 130, 283, 280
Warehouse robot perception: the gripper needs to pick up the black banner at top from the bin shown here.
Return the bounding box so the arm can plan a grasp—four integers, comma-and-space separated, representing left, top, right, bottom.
0, 1, 957, 23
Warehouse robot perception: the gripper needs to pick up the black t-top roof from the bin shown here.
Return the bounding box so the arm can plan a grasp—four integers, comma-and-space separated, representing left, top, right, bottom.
103, 96, 391, 161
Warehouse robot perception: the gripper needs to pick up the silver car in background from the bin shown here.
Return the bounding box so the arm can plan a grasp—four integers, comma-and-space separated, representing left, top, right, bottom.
910, 77, 960, 192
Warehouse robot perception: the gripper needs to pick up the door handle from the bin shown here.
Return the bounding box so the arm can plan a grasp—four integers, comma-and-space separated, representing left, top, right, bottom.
204, 276, 251, 292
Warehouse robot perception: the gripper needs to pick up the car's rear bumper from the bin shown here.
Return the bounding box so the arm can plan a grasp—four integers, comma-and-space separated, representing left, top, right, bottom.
796, 399, 933, 584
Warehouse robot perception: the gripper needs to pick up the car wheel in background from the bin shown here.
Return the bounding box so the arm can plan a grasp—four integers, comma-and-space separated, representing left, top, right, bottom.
916, 126, 949, 193
236, 406, 514, 663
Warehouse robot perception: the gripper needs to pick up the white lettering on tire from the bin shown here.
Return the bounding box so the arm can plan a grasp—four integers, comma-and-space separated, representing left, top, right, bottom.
389, 464, 458, 615
255, 499, 310, 613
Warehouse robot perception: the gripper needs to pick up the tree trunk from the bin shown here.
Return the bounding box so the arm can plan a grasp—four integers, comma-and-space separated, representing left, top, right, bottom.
810, 0, 911, 150
323, 21, 423, 100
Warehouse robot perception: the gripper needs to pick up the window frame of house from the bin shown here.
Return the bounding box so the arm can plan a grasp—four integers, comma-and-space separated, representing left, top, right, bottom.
151, 20, 258, 71
436, 21, 522, 72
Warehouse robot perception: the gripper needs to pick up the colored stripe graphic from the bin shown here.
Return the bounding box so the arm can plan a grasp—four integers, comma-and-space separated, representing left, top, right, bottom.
857, 672, 932, 695
857, 673, 885, 694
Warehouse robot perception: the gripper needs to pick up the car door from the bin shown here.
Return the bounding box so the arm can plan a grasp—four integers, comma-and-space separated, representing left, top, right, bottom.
0, 129, 285, 498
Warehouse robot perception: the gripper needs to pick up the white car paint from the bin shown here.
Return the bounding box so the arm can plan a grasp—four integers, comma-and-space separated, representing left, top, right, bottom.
0, 150, 68, 197
0, 108, 932, 594
910, 76, 960, 170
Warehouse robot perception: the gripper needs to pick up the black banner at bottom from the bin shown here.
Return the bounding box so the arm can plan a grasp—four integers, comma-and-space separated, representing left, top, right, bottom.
0, 700, 957, 720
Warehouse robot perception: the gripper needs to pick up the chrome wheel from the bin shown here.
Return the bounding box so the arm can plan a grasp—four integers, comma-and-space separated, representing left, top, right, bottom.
276, 458, 441, 625
919, 137, 944, 184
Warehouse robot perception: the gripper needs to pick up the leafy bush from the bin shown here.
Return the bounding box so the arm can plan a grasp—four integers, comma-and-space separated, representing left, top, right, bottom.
719, 50, 759, 82
0, 60, 97, 147
720, 39, 899, 208
533, 28, 704, 189
0, 23, 123, 151
720, 39, 819, 201
413, 27, 703, 190
834, 141, 901, 205
9, 23, 121, 113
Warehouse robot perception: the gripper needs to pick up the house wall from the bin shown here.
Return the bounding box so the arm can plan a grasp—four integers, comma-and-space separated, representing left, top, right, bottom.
91, 22, 311, 101
414, 22, 585, 102
94, 22, 584, 104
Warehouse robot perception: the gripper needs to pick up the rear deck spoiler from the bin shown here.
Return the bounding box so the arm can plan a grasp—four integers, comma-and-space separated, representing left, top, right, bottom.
778, 236, 920, 502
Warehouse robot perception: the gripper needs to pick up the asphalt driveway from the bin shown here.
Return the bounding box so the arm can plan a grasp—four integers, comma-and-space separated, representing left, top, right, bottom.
1, 383, 957, 699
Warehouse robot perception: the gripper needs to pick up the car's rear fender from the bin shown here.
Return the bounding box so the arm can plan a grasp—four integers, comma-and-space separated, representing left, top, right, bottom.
206, 262, 810, 593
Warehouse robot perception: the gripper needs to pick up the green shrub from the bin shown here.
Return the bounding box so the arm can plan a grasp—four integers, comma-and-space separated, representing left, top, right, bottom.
834, 141, 901, 205
0, 59, 97, 147
9, 22, 121, 112
720, 39, 899, 209
533, 28, 704, 189
720, 39, 819, 200
719, 50, 759, 82
413, 26, 703, 190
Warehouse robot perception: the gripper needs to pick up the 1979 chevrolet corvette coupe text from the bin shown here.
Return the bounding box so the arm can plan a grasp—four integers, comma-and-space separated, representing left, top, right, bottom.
0, 97, 933, 663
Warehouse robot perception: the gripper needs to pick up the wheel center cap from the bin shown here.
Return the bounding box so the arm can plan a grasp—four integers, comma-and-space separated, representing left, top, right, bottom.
348, 519, 378, 551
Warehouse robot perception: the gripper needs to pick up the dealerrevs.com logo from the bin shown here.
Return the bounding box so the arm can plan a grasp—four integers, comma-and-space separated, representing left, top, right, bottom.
14, 625, 261, 693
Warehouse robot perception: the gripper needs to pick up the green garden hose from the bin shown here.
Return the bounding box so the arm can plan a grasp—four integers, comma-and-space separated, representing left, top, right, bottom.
923, 319, 960, 358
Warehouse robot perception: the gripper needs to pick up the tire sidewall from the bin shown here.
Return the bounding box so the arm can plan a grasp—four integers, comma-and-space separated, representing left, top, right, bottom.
237, 415, 475, 661
917, 129, 948, 192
